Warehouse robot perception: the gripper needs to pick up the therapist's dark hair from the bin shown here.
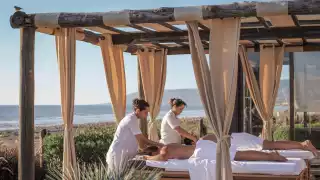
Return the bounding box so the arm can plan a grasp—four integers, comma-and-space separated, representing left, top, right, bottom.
169, 98, 187, 107
132, 98, 149, 111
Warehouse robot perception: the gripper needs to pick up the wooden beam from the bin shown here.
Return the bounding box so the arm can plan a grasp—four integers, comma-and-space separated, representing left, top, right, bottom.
127, 24, 155, 33
127, 24, 170, 48
37, 27, 102, 45
291, 15, 308, 44
156, 23, 191, 47
10, 1, 320, 28
197, 21, 272, 29
161, 43, 320, 55
202, 41, 209, 48
98, 25, 129, 34
36, 27, 320, 54
242, 21, 272, 28
36, 28, 143, 53
19, 27, 35, 180
112, 26, 320, 45
198, 22, 209, 31
175, 42, 189, 47
151, 42, 168, 48
158, 22, 183, 32
257, 16, 284, 45
289, 52, 295, 141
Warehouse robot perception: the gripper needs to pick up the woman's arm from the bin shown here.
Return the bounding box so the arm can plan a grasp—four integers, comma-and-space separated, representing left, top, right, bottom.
143, 154, 167, 161
166, 114, 197, 143
174, 126, 198, 143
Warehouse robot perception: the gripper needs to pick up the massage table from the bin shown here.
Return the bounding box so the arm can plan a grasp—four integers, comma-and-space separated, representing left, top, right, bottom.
237, 148, 315, 179
130, 158, 309, 180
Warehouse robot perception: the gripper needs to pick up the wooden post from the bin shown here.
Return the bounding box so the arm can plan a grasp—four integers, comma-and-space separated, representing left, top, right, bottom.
39, 129, 47, 168
230, 57, 244, 133
199, 118, 207, 137
19, 27, 35, 180
289, 52, 295, 141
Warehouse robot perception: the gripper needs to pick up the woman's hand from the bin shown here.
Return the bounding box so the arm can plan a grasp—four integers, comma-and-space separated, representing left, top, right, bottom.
157, 143, 165, 148
191, 136, 198, 144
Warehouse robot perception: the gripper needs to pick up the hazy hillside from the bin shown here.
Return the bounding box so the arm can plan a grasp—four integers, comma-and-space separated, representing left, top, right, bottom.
104, 80, 290, 107
126, 89, 203, 108
277, 79, 289, 104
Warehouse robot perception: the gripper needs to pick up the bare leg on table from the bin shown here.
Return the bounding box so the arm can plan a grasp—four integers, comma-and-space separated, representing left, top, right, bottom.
234, 151, 288, 162
263, 140, 318, 156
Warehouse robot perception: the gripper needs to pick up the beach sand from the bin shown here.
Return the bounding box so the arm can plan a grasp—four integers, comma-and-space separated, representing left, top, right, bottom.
0, 117, 204, 150
0, 122, 116, 150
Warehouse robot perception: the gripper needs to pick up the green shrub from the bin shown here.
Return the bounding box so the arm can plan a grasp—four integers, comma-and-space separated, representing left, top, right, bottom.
44, 126, 116, 165
75, 126, 115, 163
273, 126, 290, 140
273, 125, 320, 149
43, 134, 64, 163
0, 146, 46, 180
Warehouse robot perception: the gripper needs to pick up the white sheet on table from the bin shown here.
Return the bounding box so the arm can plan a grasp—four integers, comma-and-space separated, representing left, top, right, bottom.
235, 149, 314, 160
231, 132, 315, 160
146, 158, 307, 180
263, 149, 314, 160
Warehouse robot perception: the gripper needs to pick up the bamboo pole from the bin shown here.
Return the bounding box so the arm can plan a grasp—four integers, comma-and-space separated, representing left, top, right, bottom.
10, 0, 320, 28
19, 27, 35, 180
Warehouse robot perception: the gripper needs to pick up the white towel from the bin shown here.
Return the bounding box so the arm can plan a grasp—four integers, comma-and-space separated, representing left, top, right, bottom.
188, 158, 217, 180
188, 140, 237, 180
231, 132, 264, 150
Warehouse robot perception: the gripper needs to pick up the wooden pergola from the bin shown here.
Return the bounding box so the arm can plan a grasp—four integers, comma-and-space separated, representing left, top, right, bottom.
9, 0, 320, 179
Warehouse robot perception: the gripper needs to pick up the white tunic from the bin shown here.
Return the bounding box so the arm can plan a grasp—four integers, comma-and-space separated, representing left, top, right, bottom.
106, 113, 142, 171
160, 110, 181, 145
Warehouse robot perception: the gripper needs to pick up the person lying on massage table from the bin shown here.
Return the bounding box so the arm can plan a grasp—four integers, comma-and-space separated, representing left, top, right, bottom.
230, 132, 318, 156
142, 134, 288, 162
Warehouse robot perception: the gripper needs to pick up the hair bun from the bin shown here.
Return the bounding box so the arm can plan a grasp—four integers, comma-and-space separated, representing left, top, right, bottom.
168, 98, 176, 105
168, 98, 187, 108
132, 98, 139, 105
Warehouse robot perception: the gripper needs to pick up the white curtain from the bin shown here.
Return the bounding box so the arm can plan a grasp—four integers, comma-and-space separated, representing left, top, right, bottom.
99, 34, 127, 124
137, 49, 167, 141
187, 18, 241, 180
55, 28, 77, 177
239, 45, 284, 140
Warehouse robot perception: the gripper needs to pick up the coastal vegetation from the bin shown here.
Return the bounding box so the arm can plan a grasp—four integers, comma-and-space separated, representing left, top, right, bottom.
0, 117, 319, 179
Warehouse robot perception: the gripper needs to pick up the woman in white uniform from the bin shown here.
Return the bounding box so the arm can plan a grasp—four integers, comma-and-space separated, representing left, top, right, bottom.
160, 98, 198, 145
106, 98, 163, 173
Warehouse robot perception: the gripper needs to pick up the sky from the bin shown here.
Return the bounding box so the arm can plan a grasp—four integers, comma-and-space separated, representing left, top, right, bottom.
0, 0, 289, 105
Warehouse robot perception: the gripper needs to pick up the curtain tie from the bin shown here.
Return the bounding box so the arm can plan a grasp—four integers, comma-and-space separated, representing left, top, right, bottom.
217, 135, 232, 153
148, 120, 156, 127
216, 135, 232, 153
64, 125, 74, 134
262, 119, 273, 140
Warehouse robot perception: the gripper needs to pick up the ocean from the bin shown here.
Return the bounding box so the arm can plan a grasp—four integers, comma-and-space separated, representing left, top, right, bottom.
0, 105, 206, 131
